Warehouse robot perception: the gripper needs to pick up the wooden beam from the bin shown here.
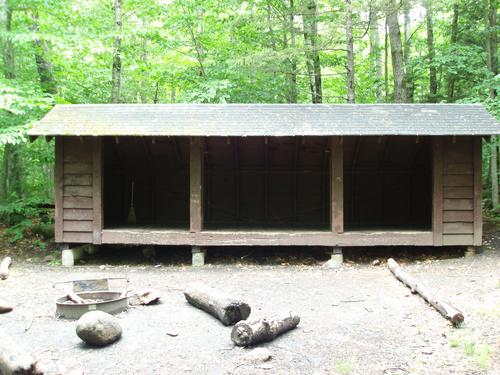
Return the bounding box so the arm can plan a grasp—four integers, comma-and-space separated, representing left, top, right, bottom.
432, 137, 444, 246
473, 137, 483, 245
331, 136, 344, 234
55, 137, 64, 242
190, 137, 204, 232
101, 228, 434, 247
92, 138, 103, 244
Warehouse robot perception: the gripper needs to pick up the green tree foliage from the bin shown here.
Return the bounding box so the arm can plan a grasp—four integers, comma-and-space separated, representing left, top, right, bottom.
0, 0, 498, 214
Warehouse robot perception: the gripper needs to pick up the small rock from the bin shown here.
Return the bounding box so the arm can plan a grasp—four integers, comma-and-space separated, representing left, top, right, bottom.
76, 311, 122, 346
243, 348, 272, 364
128, 290, 161, 306
99, 265, 106, 270
372, 259, 381, 266
421, 349, 433, 355
166, 331, 178, 337
0, 298, 13, 313
43, 255, 54, 263
448, 266, 455, 270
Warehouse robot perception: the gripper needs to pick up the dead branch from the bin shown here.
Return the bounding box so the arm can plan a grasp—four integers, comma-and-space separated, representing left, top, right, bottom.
387, 258, 464, 326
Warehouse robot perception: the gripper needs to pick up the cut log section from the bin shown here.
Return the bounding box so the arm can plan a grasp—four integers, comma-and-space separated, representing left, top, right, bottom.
0, 332, 43, 374
184, 285, 251, 326
65, 288, 86, 304
231, 312, 300, 347
0, 257, 12, 280
387, 258, 464, 326
0, 298, 13, 314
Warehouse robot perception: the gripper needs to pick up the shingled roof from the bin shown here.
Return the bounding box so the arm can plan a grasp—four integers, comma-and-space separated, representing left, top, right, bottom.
28, 103, 500, 137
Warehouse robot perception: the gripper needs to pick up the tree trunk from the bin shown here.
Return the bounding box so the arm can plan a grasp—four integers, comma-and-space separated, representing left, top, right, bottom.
486, 0, 498, 97
30, 10, 57, 95
1, 3, 23, 201
111, 0, 122, 103
231, 312, 300, 346
447, 3, 459, 102
403, 0, 413, 102
388, 258, 464, 326
425, 1, 437, 102
302, 0, 322, 103
386, 0, 408, 103
370, 8, 383, 102
184, 285, 251, 326
288, 0, 297, 103
491, 137, 499, 207
345, 0, 355, 103
384, 18, 389, 100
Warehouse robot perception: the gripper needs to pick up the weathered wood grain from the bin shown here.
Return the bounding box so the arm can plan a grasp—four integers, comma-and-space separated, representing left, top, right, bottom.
55, 137, 64, 242
190, 137, 204, 232
64, 161, 92, 174
443, 175, 473, 187
331, 137, 344, 234
93, 137, 103, 244
63, 231, 93, 243
63, 208, 93, 220
473, 137, 482, 246
443, 222, 474, 234
432, 137, 443, 246
442, 234, 474, 246
63, 186, 93, 197
63, 220, 93, 232
63, 174, 92, 186
443, 187, 473, 199
443, 210, 473, 222
443, 199, 473, 211
63, 196, 93, 209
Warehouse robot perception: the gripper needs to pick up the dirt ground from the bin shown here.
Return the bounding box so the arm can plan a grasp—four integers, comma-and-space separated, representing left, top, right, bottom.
1, 234, 499, 374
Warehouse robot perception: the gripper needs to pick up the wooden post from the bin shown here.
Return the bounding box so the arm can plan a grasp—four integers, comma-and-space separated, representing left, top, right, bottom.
331, 136, 343, 234
92, 138, 103, 244
432, 137, 444, 246
54, 137, 64, 242
190, 137, 204, 232
473, 137, 483, 246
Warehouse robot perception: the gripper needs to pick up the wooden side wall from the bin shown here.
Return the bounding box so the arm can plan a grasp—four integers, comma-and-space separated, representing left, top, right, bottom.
56, 137, 101, 243
433, 136, 482, 246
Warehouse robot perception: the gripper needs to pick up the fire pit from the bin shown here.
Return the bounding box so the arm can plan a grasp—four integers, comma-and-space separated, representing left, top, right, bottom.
53, 278, 129, 319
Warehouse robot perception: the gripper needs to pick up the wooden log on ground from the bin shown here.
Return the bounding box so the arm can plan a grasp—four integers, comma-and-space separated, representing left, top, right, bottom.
231, 312, 300, 347
387, 258, 464, 326
0, 332, 43, 374
0, 298, 13, 314
0, 257, 12, 280
184, 285, 251, 326
65, 288, 85, 304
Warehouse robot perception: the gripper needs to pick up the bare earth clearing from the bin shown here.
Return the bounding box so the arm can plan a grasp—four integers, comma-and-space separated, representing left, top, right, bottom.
0, 239, 499, 375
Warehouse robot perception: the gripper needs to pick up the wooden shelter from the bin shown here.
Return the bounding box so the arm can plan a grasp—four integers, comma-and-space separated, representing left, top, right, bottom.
28, 104, 499, 253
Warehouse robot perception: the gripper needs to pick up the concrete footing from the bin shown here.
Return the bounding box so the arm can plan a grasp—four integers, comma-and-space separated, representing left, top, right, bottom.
192, 246, 206, 267
61, 245, 84, 267
464, 246, 476, 258
323, 247, 343, 269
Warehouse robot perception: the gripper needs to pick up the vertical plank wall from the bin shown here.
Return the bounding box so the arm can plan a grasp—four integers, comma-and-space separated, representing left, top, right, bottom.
433, 136, 482, 246
55, 137, 101, 243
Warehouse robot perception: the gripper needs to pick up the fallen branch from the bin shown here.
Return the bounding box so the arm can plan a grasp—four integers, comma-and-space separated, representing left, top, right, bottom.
184, 285, 251, 326
0, 257, 12, 280
387, 258, 464, 326
231, 312, 300, 347
0, 332, 43, 374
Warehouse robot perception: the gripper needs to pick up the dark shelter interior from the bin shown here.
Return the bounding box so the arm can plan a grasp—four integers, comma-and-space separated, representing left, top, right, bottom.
103, 136, 190, 229
343, 136, 432, 230
103, 135, 431, 232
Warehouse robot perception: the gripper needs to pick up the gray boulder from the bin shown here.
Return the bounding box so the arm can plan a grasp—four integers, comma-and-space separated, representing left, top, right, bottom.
76, 311, 122, 346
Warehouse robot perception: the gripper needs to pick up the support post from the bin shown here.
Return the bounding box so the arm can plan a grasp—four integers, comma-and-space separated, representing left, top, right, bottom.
464, 246, 476, 258
61, 244, 84, 267
473, 137, 483, 246
331, 137, 344, 233
324, 247, 343, 268
93, 138, 103, 244
432, 137, 444, 246
54, 137, 64, 243
190, 137, 204, 232
192, 246, 206, 267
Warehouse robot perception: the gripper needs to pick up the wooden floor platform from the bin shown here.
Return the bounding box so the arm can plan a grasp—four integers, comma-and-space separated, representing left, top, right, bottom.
100, 228, 434, 247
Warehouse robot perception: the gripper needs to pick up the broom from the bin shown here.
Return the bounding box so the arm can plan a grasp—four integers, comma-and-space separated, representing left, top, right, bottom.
128, 181, 136, 224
